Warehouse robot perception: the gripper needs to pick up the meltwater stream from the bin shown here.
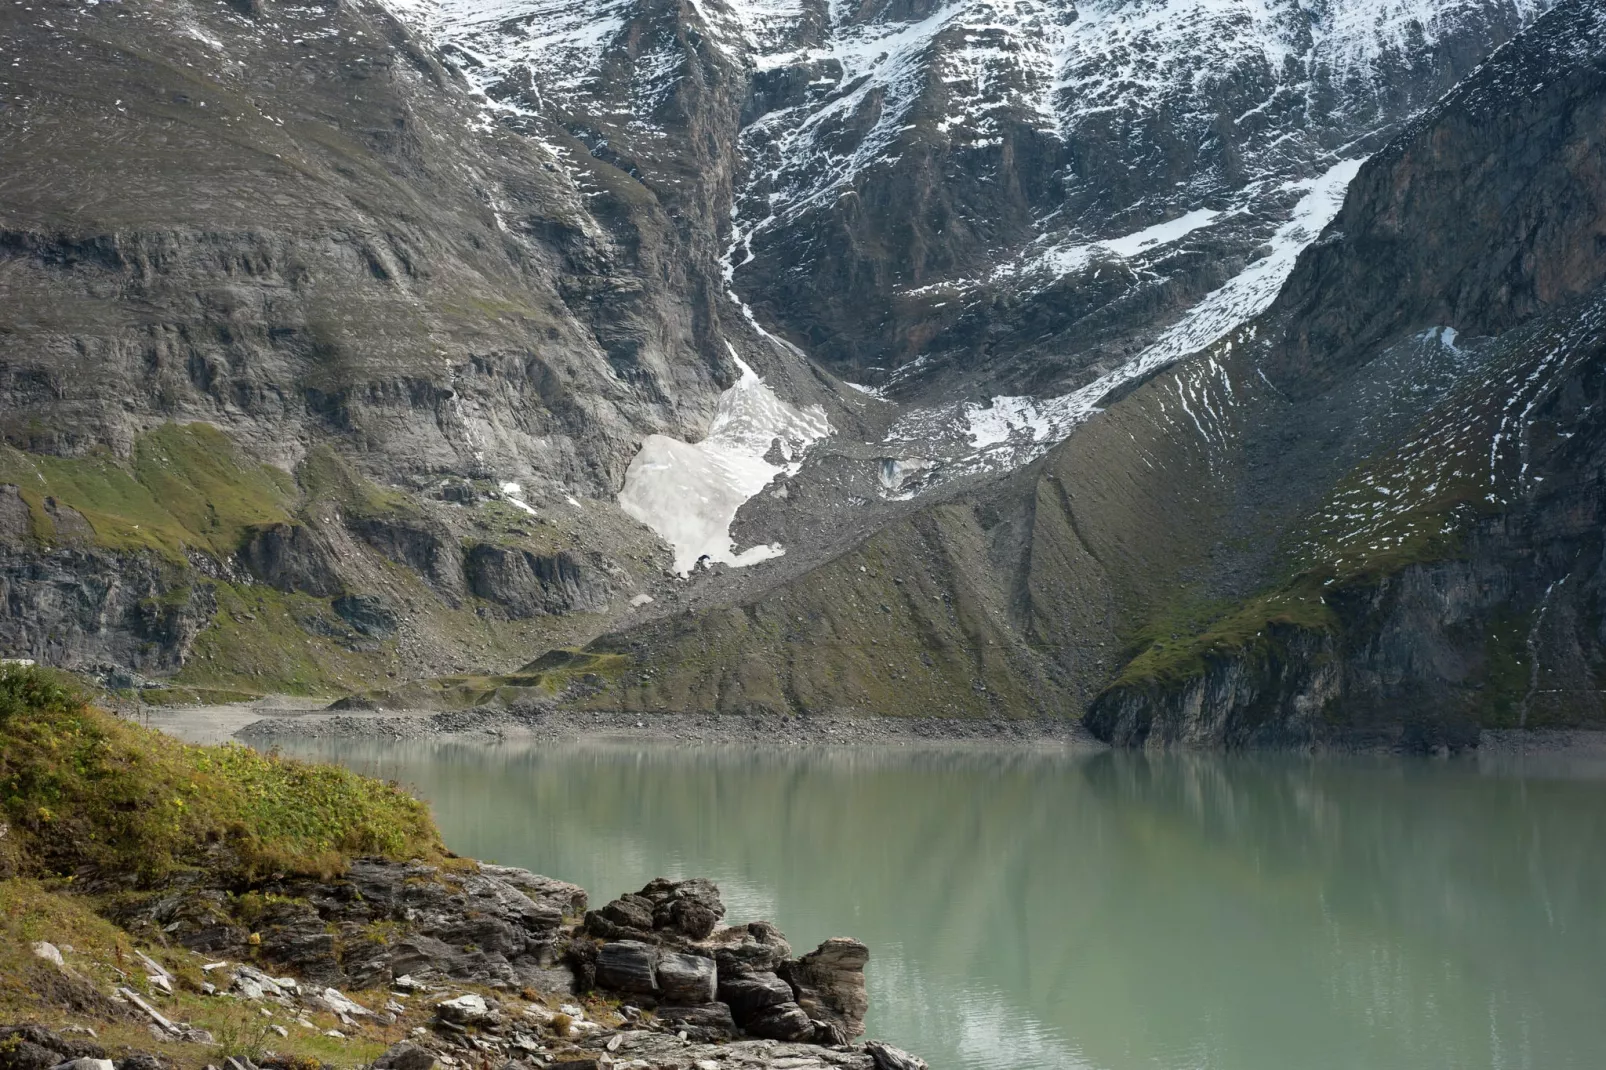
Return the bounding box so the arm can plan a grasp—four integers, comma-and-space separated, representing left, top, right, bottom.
271, 740, 1606, 1070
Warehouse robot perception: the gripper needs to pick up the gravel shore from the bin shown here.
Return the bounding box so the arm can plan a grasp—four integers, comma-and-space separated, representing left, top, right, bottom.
143, 699, 1104, 749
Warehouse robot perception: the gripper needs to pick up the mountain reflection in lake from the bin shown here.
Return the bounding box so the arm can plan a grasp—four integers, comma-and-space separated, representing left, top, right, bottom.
274, 738, 1606, 1070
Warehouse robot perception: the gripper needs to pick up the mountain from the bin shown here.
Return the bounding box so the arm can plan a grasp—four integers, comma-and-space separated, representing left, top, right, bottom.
2, 0, 1601, 748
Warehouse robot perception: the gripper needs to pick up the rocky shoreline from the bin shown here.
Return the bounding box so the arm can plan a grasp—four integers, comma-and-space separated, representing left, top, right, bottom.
206, 704, 1102, 749
14, 862, 926, 1070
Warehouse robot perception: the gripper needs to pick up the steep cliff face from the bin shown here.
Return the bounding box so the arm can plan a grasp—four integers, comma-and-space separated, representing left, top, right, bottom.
1084, 0, 1606, 747
0, 0, 780, 685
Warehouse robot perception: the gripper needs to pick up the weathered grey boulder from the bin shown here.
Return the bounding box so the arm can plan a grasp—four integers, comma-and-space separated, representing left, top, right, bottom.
600, 895, 655, 933
2, 1043, 64, 1070
743, 1002, 813, 1042
594, 941, 658, 994
371, 1042, 436, 1070
780, 937, 870, 1040
865, 1043, 929, 1070
434, 994, 494, 1026
656, 952, 717, 1004
653, 1002, 737, 1041
585, 878, 728, 945
647, 877, 725, 940
702, 921, 792, 974
717, 971, 793, 1022
49, 1060, 114, 1070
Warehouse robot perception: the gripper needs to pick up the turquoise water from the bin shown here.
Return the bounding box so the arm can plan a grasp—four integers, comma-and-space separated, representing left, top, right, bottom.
275, 739, 1606, 1070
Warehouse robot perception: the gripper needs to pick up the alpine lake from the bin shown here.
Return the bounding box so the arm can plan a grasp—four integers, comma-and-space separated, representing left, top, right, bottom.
270, 737, 1606, 1070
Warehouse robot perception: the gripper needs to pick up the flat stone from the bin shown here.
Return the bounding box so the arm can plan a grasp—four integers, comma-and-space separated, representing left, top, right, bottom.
436, 994, 493, 1025
865, 1042, 928, 1070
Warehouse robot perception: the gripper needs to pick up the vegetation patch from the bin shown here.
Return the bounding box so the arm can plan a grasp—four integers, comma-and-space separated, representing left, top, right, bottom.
0, 665, 443, 883
0, 424, 295, 561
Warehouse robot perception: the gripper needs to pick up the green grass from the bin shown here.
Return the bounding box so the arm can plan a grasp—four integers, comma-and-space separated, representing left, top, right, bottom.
0, 665, 443, 883
1112, 575, 1340, 690
0, 424, 295, 561
334, 649, 631, 710
172, 583, 394, 698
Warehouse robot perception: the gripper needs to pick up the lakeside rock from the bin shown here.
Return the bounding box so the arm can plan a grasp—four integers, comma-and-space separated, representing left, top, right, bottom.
20, 865, 907, 1070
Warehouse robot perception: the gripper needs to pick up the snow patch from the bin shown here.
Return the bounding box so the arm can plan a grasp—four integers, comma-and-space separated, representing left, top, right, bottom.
618, 358, 831, 575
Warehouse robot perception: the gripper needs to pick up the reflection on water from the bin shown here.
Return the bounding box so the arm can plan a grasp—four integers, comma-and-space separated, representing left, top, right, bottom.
274, 738, 1606, 1070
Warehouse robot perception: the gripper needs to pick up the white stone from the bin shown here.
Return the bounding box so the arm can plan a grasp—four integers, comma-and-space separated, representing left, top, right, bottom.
30, 941, 63, 967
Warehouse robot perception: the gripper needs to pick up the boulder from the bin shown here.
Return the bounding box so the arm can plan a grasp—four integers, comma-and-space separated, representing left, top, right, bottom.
435, 993, 494, 1026
49, 1061, 115, 1070
0, 1042, 62, 1070
645, 878, 725, 941
653, 1002, 737, 1041
703, 921, 792, 974
780, 937, 870, 1040
1, 1027, 107, 1062
716, 970, 793, 1022
655, 952, 717, 1004
112, 1057, 162, 1070
600, 895, 655, 933
371, 1043, 436, 1070
594, 940, 658, 994
743, 1001, 814, 1041
865, 1042, 929, 1070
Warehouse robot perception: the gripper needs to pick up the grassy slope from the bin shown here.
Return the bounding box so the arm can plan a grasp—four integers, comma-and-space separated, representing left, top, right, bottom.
0, 666, 614, 1068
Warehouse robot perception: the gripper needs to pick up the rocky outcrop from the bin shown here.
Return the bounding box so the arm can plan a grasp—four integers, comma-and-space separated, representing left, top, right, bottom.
575, 878, 869, 1043
463, 545, 610, 619
110, 859, 586, 993
58, 864, 904, 1068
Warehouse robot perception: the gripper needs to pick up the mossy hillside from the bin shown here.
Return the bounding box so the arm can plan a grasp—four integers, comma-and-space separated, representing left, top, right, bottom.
583, 508, 1050, 718
0, 665, 443, 883
171, 582, 397, 698
1102, 320, 1538, 699
332, 649, 631, 710
0, 424, 295, 561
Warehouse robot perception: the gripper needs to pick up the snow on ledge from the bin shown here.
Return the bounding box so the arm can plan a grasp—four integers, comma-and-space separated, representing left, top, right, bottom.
618, 354, 830, 575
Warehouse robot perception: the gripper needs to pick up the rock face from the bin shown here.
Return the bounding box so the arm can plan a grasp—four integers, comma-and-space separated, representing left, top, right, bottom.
1079, 0, 1606, 747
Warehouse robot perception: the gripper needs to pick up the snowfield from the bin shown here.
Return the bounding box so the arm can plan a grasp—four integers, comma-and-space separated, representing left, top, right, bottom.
618, 356, 830, 575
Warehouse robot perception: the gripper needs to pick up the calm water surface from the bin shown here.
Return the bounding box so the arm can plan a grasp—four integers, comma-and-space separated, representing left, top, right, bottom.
275, 739, 1606, 1070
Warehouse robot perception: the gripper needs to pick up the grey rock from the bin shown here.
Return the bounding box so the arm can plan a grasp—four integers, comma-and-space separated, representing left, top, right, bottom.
594, 941, 658, 994
717, 971, 794, 1023
780, 938, 870, 1040
50, 1061, 115, 1070
1, 1042, 65, 1070
435, 994, 494, 1026
655, 952, 717, 1004
372, 1042, 437, 1070
651, 1002, 737, 1041
741, 1001, 813, 1042
703, 921, 793, 974
865, 1042, 929, 1070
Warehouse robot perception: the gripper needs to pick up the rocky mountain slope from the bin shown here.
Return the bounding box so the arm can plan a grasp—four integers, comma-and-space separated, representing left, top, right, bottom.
2, 0, 1601, 747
